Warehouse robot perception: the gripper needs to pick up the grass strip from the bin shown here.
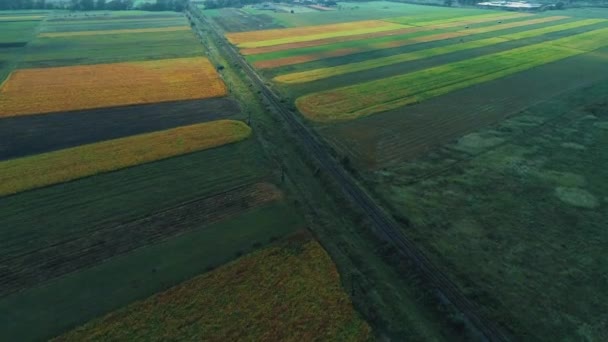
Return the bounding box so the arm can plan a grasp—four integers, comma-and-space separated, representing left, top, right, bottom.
38, 26, 191, 38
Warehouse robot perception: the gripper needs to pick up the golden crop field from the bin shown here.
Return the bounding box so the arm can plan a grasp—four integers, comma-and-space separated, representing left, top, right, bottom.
297, 27, 608, 122
226, 20, 405, 46
0, 120, 251, 196
0, 57, 227, 117
38, 26, 192, 38
54, 234, 371, 341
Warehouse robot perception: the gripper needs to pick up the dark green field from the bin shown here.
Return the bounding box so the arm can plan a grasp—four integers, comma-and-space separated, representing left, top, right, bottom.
369, 80, 608, 340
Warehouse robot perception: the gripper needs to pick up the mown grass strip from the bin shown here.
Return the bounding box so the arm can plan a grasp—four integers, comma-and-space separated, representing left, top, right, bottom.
38, 26, 192, 38
0, 16, 44, 21
54, 235, 370, 342
251, 16, 575, 69
296, 27, 608, 122
275, 18, 602, 84
0, 120, 251, 196
0, 57, 226, 117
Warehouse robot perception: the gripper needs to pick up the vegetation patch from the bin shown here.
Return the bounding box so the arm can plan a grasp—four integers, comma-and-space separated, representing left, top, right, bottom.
554, 186, 599, 208
38, 26, 192, 38
297, 28, 608, 122
239, 13, 527, 56
0, 120, 251, 196
273, 17, 595, 83
226, 19, 405, 47
54, 234, 370, 342
0, 57, 227, 117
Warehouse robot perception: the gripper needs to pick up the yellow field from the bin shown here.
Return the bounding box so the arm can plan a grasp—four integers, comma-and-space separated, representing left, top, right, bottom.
38, 26, 192, 38
54, 234, 371, 341
0, 57, 227, 117
0, 120, 251, 196
226, 20, 405, 47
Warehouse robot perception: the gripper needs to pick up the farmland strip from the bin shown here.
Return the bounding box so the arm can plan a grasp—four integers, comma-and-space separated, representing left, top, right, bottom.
252, 16, 581, 69
0, 57, 226, 117
0, 120, 252, 196
226, 20, 398, 44
38, 26, 192, 38
275, 18, 602, 84
297, 27, 608, 122
236, 22, 408, 49
0, 183, 281, 297
241, 12, 532, 55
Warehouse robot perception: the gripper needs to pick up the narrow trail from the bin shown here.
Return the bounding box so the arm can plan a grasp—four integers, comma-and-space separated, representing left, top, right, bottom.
187, 7, 511, 341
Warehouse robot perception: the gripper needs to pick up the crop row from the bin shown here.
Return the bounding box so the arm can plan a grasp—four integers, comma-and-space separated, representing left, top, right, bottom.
0, 57, 226, 117
297, 27, 608, 122
250, 16, 571, 69
241, 12, 530, 56
0, 120, 251, 196
275, 18, 603, 84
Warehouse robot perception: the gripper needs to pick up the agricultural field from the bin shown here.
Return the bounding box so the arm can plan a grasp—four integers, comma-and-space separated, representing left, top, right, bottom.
0, 8, 334, 342
212, 2, 608, 340
54, 232, 371, 341
0, 57, 227, 117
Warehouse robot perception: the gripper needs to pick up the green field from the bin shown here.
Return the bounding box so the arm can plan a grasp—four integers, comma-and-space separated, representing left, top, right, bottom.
370, 80, 608, 340
0, 202, 302, 341
211, 3, 608, 340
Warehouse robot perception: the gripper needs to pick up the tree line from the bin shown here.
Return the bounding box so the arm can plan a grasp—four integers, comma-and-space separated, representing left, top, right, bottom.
0, 0, 188, 11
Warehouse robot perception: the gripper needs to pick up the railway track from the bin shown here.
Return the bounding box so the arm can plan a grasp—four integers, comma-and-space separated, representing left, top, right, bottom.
187, 7, 511, 341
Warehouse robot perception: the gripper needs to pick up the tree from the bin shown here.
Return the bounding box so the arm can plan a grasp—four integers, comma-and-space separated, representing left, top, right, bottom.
81, 0, 95, 10
96, 0, 106, 9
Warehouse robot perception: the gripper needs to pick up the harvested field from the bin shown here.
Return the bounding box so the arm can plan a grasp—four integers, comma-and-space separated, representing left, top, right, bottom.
297, 27, 608, 122
274, 17, 598, 84
241, 12, 532, 55
0, 182, 282, 297
320, 50, 608, 169
0, 120, 251, 196
226, 20, 405, 46
38, 26, 191, 38
0, 57, 226, 117
0, 98, 241, 161
54, 234, 370, 342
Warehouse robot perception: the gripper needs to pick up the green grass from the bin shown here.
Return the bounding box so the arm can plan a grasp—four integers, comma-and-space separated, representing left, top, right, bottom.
275, 18, 604, 84
296, 27, 608, 122
239, 1, 494, 27
40, 17, 189, 33
21, 30, 204, 67
0, 20, 40, 83
372, 80, 608, 340
0, 140, 266, 260
0, 202, 302, 341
